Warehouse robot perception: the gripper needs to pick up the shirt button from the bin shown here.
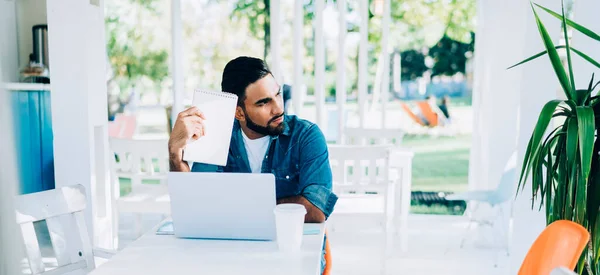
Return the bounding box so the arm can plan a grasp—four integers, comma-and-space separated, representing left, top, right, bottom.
286, 175, 290, 179
265, 156, 268, 159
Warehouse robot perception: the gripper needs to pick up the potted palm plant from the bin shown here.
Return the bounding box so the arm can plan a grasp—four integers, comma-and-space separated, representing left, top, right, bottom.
512, 1, 600, 274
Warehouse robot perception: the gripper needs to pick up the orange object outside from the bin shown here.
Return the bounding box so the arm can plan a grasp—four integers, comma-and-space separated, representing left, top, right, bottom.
518, 220, 590, 275
323, 231, 332, 275
400, 102, 426, 126
416, 101, 439, 127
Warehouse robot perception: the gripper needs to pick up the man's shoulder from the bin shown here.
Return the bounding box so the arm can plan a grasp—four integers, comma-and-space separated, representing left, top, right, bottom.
285, 115, 319, 135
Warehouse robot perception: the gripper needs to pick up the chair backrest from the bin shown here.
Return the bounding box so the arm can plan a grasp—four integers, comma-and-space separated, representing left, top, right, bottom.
327, 145, 392, 195
550, 267, 578, 275
344, 128, 405, 146
108, 114, 137, 138
491, 151, 518, 205
15, 184, 95, 274
400, 102, 426, 126
416, 101, 439, 127
519, 220, 590, 275
109, 138, 169, 189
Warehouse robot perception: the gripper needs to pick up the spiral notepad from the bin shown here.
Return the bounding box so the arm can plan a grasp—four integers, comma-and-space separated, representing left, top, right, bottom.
183, 90, 238, 166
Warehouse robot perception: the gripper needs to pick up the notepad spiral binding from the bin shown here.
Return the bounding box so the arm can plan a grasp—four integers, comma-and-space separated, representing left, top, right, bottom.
195, 89, 238, 100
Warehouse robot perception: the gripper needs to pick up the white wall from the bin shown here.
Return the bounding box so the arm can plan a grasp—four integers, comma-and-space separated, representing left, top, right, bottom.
0, 0, 19, 82
16, 0, 48, 69
571, 0, 600, 89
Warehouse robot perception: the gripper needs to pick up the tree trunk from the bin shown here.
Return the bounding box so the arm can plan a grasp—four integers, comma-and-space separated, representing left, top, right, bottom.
263, 0, 270, 61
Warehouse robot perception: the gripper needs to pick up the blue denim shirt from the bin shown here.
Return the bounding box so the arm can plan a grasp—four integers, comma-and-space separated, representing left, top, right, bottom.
191, 115, 338, 218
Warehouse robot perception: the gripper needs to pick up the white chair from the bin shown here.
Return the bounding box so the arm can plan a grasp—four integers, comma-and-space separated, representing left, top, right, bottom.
327, 145, 414, 255
344, 128, 406, 146
109, 138, 170, 237
446, 152, 517, 250
15, 184, 115, 274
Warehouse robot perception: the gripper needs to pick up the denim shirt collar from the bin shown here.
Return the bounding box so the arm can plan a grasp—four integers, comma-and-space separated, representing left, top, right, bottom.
230, 116, 291, 172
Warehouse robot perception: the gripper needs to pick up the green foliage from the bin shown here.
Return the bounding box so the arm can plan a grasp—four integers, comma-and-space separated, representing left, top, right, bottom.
428, 34, 474, 77
511, 1, 600, 273
105, 0, 169, 94
400, 49, 428, 80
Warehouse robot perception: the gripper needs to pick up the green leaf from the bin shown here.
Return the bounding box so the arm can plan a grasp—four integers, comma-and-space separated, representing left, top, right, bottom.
535, 3, 600, 42
576, 106, 595, 182
566, 117, 579, 171
518, 100, 562, 191
545, 138, 555, 215
531, 3, 573, 99
574, 160, 587, 224
555, 145, 568, 219
560, 0, 576, 100
566, 162, 576, 220
507, 50, 548, 70
571, 47, 600, 71
508, 46, 600, 72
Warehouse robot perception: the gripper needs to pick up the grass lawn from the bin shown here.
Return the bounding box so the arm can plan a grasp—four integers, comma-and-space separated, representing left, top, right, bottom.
402, 134, 471, 193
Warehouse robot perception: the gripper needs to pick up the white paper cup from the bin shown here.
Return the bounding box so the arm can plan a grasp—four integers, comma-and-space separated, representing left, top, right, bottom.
274, 203, 307, 253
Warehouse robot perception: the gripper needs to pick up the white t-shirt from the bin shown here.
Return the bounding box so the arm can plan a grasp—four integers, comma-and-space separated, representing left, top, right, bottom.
241, 130, 270, 173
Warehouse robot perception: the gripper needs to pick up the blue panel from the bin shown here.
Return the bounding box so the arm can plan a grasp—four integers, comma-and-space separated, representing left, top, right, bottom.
10, 92, 24, 192
17, 92, 33, 194
40, 91, 55, 191
11, 90, 55, 194
28, 91, 42, 193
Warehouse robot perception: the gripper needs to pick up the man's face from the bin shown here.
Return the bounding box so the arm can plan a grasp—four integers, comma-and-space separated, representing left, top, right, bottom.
237, 74, 285, 136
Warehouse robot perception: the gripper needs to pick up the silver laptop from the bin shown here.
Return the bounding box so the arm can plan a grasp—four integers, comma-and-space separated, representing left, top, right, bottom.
167, 172, 277, 241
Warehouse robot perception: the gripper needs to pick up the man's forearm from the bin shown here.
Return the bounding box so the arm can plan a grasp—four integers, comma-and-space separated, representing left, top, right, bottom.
277, 195, 325, 223
169, 150, 190, 172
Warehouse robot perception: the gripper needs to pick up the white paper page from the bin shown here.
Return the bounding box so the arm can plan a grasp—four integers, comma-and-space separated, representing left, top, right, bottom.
182, 90, 238, 166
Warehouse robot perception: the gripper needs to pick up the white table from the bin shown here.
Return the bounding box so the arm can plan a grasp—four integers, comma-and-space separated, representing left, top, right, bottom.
90, 223, 326, 275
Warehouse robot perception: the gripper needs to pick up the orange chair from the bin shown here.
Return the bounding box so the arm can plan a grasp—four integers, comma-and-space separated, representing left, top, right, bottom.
519, 220, 590, 275
323, 231, 332, 275
416, 101, 439, 127
400, 102, 426, 126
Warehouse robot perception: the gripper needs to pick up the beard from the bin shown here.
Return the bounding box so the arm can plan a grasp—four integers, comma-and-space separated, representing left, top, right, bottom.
245, 111, 285, 136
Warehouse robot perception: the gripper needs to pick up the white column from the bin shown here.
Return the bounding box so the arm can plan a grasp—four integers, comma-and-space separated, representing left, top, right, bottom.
171, 0, 184, 125
0, 0, 18, 82
270, 0, 283, 84
470, 0, 561, 271
47, 0, 115, 250
358, 0, 368, 128
336, 0, 347, 143
393, 52, 401, 94
292, 0, 304, 116
380, 0, 391, 128
510, 0, 561, 273
314, 0, 325, 128
572, 0, 600, 89
0, 55, 21, 275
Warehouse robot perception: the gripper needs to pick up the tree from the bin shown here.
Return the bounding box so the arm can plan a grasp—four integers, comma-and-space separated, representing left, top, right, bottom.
230, 0, 271, 60
428, 33, 474, 77
105, 0, 170, 118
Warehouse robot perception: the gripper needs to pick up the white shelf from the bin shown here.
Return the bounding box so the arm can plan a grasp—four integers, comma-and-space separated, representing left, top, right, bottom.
1, 82, 51, 91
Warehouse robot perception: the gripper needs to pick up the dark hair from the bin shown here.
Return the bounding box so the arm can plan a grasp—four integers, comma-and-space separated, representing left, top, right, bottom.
221, 56, 272, 106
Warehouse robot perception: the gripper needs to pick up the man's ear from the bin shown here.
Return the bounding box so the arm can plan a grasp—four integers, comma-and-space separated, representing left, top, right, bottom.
235, 106, 245, 122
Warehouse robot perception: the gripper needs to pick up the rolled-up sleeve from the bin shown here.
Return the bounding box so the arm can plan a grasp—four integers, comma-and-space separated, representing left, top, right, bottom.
191, 163, 224, 172
298, 125, 338, 218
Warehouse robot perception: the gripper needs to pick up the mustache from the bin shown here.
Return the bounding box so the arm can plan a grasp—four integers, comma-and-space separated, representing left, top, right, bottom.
268, 113, 284, 124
